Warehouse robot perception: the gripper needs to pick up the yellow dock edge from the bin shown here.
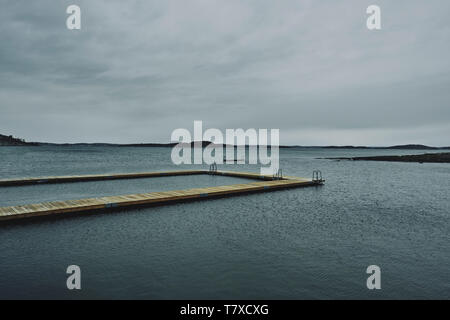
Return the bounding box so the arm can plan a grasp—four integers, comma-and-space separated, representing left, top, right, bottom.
0, 170, 324, 222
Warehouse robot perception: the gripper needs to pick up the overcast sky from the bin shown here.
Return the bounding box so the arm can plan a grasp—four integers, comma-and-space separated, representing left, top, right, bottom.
1, 0, 449, 145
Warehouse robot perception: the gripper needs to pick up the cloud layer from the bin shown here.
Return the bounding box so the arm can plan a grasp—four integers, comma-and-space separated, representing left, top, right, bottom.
1, 0, 449, 145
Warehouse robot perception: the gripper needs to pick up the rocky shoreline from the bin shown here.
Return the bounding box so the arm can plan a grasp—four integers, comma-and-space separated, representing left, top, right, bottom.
323, 152, 450, 163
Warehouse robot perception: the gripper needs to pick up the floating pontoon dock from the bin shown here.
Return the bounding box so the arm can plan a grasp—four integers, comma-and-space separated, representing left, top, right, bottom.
0, 170, 324, 222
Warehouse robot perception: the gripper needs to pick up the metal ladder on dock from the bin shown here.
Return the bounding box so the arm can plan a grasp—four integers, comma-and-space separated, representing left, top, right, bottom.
312, 170, 323, 183
273, 169, 283, 180
209, 162, 218, 175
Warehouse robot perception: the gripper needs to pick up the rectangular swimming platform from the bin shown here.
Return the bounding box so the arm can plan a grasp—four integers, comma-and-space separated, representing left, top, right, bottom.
0, 170, 324, 222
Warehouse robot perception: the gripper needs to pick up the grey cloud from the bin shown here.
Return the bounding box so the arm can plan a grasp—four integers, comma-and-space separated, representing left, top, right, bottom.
0, 0, 449, 145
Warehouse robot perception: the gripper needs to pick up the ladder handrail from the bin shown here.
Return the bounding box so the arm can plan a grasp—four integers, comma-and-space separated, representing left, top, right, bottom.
312, 170, 323, 182
209, 162, 217, 174
273, 168, 283, 180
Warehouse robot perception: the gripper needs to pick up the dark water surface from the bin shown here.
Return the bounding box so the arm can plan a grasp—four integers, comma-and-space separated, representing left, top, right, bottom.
0, 146, 449, 299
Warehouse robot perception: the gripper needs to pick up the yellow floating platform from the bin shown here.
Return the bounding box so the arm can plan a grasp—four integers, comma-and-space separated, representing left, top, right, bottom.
0, 170, 324, 222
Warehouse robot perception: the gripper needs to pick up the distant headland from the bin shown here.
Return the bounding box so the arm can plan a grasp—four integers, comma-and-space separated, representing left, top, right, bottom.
0, 134, 38, 146
0, 133, 449, 150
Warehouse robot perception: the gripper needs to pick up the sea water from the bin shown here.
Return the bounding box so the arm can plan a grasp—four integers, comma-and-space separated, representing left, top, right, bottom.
0, 146, 448, 299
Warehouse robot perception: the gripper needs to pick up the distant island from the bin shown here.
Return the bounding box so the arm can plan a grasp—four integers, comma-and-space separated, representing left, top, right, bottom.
0, 133, 449, 150
323, 152, 450, 163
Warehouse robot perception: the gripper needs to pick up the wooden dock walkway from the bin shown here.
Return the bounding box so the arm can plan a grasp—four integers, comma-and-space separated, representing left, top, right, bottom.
0, 170, 324, 222
0, 170, 206, 187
